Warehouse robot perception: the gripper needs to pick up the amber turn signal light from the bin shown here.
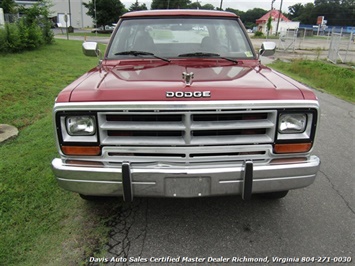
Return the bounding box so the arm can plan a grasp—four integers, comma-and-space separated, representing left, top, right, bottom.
274, 143, 312, 154
61, 146, 101, 156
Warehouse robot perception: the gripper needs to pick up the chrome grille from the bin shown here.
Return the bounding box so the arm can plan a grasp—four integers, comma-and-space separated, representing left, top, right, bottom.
98, 110, 277, 146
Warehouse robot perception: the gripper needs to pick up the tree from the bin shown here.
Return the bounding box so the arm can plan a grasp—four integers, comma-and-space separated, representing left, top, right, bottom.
129, 1, 148, 11
151, 0, 192, 9
83, 0, 127, 27
287, 0, 354, 26
187, 2, 201, 9
299, 3, 316, 24
313, 0, 354, 26
201, 4, 215, 10
225, 8, 245, 17
266, 16, 272, 37
0, 0, 16, 14
243, 8, 267, 29
288, 3, 305, 21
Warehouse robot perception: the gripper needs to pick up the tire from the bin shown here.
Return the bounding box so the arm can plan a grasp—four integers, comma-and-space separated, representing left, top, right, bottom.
79, 194, 106, 201
257, 190, 289, 199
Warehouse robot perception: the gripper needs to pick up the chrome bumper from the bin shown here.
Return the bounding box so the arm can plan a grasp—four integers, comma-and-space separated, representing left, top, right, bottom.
52, 156, 320, 200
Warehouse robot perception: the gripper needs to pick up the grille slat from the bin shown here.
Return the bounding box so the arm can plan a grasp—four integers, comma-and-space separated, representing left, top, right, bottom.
191, 120, 274, 130
98, 110, 276, 146
101, 121, 185, 131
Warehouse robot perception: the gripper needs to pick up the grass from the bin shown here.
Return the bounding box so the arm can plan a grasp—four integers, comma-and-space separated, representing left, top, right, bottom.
269, 59, 355, 102
0, 39, 114, 266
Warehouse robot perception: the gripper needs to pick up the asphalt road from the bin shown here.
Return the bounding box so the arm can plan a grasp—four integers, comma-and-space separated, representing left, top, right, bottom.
86, 89, 354, 266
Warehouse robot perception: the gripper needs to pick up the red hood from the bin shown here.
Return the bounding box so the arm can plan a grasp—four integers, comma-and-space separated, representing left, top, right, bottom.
57, 60, 314, 102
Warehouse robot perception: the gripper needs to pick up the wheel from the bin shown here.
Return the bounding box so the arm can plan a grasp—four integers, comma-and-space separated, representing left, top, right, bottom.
257, 190, 289, 199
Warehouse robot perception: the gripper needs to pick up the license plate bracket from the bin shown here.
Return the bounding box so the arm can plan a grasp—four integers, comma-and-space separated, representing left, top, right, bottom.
165, 176, 211, 197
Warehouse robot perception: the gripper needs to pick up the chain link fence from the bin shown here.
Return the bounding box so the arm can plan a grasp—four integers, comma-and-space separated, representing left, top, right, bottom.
277, 28, 355, 65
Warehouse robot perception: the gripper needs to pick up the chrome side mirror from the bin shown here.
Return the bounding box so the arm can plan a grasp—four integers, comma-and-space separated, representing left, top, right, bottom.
259, 42, 276, 57
82, 42, 101, 57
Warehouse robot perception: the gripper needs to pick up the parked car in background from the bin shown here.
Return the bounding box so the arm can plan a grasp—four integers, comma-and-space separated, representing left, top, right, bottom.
91, 24, 115, 33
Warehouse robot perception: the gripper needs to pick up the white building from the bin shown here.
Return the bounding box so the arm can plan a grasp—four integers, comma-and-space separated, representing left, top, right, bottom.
51, 0, 93, 28
15, 0, 93, 28
256, 9, 300, 35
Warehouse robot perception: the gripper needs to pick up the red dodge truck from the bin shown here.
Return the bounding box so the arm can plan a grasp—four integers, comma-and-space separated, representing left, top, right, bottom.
52, 10, 320, 201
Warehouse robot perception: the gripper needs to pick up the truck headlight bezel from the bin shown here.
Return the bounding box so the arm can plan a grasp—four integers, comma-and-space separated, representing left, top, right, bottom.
56, 112, 99, 144
274, 109, 318, 153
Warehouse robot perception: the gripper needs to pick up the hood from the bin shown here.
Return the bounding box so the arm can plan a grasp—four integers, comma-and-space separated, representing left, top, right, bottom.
60, 60, 307, 102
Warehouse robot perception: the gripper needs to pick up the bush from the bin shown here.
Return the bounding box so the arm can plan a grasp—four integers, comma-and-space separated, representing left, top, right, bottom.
254, 31, 264, 37
0, 0, 53, 53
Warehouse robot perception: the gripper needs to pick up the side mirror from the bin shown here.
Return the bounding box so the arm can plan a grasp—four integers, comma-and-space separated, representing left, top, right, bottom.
259, 42, 276, 57
82, 42, 100, 57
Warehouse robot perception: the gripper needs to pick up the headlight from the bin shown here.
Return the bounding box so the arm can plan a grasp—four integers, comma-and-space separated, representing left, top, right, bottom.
278, 113, 307, 134
66, 116, 96, 136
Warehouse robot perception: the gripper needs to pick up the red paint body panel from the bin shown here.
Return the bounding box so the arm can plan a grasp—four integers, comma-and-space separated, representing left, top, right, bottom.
120, 9, 239, 18
57, 59, 312, 103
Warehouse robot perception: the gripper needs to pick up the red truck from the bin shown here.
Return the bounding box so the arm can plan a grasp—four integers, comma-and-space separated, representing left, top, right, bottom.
51, 10, 320, 201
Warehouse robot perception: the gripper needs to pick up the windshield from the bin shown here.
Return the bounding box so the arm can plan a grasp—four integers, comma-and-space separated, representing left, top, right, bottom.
106, 17, 255, 60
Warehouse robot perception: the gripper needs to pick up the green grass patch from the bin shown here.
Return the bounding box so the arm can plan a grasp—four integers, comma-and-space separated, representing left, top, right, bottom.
269, 60, 355, 102
0, 39, 114, 265
0, 39, 100, 128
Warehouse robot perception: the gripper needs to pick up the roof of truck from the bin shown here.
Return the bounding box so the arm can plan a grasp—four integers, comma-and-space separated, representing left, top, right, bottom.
121, 9, 239, 18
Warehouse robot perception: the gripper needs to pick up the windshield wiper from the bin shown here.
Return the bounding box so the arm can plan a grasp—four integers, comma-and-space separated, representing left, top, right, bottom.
178, 52, 238, 64
114, 51, 170, 62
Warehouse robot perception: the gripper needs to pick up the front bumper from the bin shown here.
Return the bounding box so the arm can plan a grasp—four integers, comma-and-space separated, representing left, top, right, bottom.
52, 155, 320, 200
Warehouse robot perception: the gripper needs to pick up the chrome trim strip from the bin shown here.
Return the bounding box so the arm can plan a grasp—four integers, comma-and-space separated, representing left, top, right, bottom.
54, 100, 320, 112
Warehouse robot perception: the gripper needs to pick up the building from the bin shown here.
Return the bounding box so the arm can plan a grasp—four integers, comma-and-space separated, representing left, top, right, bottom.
256, 9, 299, 35
51, 0, 93, 28
15, 0, 93, 28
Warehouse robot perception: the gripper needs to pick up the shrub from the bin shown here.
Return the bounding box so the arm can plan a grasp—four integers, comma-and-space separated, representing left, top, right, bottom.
254, 31, 264, 37
0, 0, 53, 53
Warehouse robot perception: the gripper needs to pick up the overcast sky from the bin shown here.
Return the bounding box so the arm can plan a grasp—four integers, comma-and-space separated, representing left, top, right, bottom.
121, 0, 315, 12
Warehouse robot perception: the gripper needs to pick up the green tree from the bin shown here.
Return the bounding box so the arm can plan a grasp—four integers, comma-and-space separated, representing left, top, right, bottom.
187, 2, 201, 9
287, 0, 354, 26
266, 16, 272, 36
297, 3, 315, 24
0, 0, 16, 14
201, 4, 215, 10
225, 8, 245, 17
83, 0, 126, 27
243, 8, 267, 29
287, 3, 305, 21
313, 0, 354, 26
129, 1, 148, 11
151, 0, 192, 9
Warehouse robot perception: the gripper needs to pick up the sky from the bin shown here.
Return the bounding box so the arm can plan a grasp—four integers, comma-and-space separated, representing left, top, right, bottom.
120, 0, 315, 13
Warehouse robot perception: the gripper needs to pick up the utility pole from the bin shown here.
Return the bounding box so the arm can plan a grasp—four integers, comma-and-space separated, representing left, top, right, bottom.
220, 0, 223, 10
275, 0, 283, 36
68, 0, 72, 31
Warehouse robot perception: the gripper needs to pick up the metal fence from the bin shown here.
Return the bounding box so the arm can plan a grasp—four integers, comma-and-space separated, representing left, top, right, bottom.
277, 28, 355, 64
327, 28, 354, 64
